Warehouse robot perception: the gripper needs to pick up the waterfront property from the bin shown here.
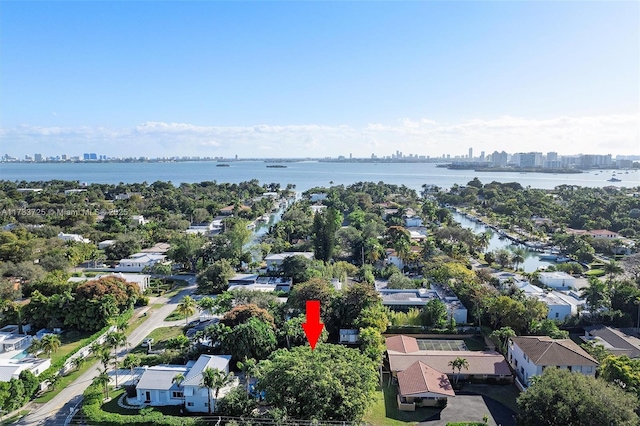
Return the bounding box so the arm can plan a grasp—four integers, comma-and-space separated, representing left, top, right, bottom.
515, 281, 585, 320
507, 336, 598, 387
57, 232, 90, 244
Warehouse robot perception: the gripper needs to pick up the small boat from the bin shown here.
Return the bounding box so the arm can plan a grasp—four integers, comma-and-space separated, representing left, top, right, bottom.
216, 163, 230, 167
608, 177, 622, 182
539, 253, 558, 260
266, 165, 287, 168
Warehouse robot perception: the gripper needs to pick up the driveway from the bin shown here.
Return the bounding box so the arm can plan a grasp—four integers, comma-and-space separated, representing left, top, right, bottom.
420, 392, 516, 426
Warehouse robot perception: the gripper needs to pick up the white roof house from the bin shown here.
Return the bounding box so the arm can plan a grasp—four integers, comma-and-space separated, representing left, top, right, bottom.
116, 253, 169, 273
539, 272, 576, 289
135, 355, 236, 412
98, 240, 116, 250
57, 232, 90, 244
0, 358, 51, 382
264, 252, 314, 271
68, 273, 151, 292
516, 281, 585, 320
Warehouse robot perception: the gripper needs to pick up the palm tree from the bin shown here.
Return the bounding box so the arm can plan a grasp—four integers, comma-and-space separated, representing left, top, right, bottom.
510, 247, 527, 271
122, 353, 141, 377
95, 368, 111, 399
237, 358, 257, 393
200, 367, 234, 414
40, 334, 61, 357
448, 357, 469, 385
176, 296, 197, 326
172, 372, 186, 402
604, 260, 623, 284
105, 331, 127, 387
27, 338, 42, 356
580, 277, 609, 319
489, 326, 516, 355
71, 356, 86, 372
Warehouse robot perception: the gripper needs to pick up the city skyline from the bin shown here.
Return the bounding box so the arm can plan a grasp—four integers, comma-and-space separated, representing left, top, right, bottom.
1, 1, 638, 157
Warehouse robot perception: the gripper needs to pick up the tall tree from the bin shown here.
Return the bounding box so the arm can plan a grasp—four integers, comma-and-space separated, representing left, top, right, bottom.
517, 367, 638, 426
40, 334, 61, 357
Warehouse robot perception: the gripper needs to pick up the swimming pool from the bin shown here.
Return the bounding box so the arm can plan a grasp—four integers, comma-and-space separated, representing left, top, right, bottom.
11, 350, 28, 360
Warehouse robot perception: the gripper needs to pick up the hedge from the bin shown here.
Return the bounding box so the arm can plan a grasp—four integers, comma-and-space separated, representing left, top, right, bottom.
83, 382, 202, 426
38, 309, 133, 384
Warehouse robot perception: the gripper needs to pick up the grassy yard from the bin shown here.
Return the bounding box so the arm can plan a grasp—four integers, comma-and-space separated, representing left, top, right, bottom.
364, 378, 441, 426
129, 326, 184, 354
41, 331, 93, 365
164, 308, 186, 322
0, 410, 30, 425
35, 356, 98, 403
101, 389, 191, 417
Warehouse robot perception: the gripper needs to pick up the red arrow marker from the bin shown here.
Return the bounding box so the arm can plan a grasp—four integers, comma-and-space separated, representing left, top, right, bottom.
302, 300, 324, 350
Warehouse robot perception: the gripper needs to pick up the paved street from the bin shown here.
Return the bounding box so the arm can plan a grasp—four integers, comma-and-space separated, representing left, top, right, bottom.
15, 275, 198, 426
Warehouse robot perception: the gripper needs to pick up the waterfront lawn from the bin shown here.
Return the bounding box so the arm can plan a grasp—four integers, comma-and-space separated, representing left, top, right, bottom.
364, 379, 440, 426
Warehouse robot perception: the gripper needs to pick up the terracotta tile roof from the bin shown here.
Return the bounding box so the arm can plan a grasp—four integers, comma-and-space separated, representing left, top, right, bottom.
397, 361, 455, 398
389, 351, 512, 377
510, 336, 598, 366
385, 335, 420, 354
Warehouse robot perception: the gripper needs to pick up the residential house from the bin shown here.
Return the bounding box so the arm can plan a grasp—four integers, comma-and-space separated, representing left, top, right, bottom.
339, 329, 359, 344
582, 325, 640, 358
507, 336, 598, 387
264, 252, 314, 272
68, 273, 151, 293
377, 285, 468, 324
396, 361, 455, 411
386, 335, 512, 385
186, 220, 223, 236
116, 253, 169, 273
404, 216, 424, 227
309, 193, 327, 202
130, 215, 149, 226
135, 355, 236, 412
539, 271, 576, 289
515, 281, 585, 320
0, 358, 51, 382
57, 232, 90, 244
98, 240, 116, 250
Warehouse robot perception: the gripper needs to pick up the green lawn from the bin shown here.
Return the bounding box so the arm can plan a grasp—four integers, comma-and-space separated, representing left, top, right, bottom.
364, 378, 441, 426
35, 356, 98, 403
129, 326, 184, 354
40, 331, 93, 365
0, 410, 30, 425
585, 269, 605, 277
101, 389, 191, 417
164, 308, 185, 322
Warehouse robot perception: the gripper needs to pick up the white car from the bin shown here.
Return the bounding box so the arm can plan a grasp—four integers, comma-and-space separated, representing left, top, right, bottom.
141, 338, 154, 346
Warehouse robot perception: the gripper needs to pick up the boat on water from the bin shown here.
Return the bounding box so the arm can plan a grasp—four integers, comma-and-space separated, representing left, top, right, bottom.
266, 165, 287, 168
608, 177, 622, 182
216, 164, 230, 167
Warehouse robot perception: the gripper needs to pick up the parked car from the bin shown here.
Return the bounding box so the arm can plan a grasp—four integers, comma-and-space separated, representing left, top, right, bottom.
141, 338, 154, 346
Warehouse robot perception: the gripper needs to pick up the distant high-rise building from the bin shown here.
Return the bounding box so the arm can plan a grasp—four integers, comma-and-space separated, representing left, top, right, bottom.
480, 151, 485, 161
34, 153, 43, 162
61, 154, 67, 160
83, 153, 90, 160
546, 152, 558, 162
89, 153, 97, 160
492, 151, 508, 167
468, 147, 473, 160
349, 153, 352, 159
519, 152, 543, 168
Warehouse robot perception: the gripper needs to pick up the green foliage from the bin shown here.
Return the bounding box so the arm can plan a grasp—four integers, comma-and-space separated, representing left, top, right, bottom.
517, 367, 639, 426
256, 344, 378, 421
421, 299, 448, 328
599, 355, 640, 398
358, 327, 385, 363
196, 259, 234, 294
82, 383, 199, 425
218, 386, 257, 416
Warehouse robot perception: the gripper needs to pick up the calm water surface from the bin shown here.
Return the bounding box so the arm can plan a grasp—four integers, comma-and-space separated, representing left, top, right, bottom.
2, 161, 638, 192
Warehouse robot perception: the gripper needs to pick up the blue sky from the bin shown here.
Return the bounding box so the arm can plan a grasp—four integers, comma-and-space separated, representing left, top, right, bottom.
1, 1, 638, 158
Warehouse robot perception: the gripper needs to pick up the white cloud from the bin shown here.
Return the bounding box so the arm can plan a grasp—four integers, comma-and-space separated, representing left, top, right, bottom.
1, 113, 638, 158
